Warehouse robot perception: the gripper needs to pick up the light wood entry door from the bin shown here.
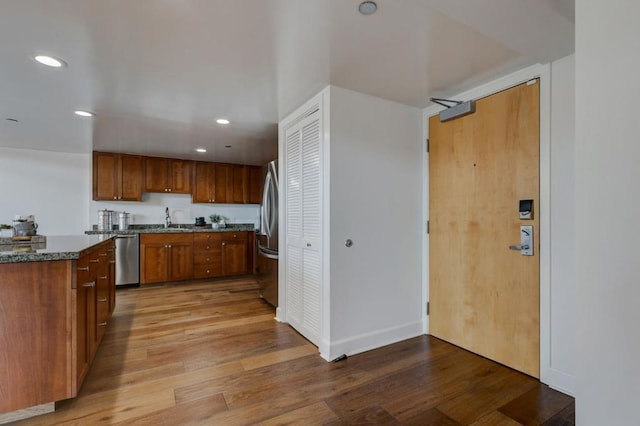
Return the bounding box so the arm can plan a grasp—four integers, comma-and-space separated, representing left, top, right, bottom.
429, 81, 540, 377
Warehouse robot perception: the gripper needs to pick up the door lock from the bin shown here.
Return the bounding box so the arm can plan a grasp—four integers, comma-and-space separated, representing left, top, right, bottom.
509, 225, 533, 256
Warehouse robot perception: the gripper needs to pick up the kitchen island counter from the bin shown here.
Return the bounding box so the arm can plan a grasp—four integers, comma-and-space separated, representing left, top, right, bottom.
0, 235, 115, 264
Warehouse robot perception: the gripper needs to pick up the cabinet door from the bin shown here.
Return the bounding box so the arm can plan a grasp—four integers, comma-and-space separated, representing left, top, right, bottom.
93, 152, 118, 200
96, 264, 110, 342
214, 164, 233, 203
193, 162, 216, 203
169, 160, 193, 194
75, 257, 91, 388
144, 157, 170, 192
107, 242, 116, 313
233, 165, 248, 203
248, 166, 263, 204
119, 154, 143, 201
222, 240, 248, 275
140, 242, 168, 284
168, 242, 193, 281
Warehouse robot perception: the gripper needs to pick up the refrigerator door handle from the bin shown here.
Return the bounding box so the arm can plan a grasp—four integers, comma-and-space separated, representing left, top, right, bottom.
261, 171, 272, 238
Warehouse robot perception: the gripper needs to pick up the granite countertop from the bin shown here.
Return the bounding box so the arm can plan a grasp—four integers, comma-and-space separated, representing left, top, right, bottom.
0, 235, 115, 264
85, 223, 256, 235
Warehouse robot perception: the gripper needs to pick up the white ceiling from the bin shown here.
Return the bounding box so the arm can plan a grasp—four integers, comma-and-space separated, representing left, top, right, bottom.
0, 0, 574, 165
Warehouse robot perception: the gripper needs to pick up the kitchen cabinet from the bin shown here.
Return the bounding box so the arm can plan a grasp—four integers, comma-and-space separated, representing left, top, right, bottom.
214, 163, 234, 203
194, 162, 262, 204
193, 161, 217, 203
75, 239, 116, 388
222, 232, 249, 275
0, 237, 116, 414
248, 165, 263, 204
140, 233, 194, 284
144, 157, 193, 194
93, 151, 143, 201
193, 233, 223, 278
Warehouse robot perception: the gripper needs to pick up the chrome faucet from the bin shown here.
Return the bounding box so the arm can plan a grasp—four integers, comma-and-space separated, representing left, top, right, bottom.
165, 207, 171, 228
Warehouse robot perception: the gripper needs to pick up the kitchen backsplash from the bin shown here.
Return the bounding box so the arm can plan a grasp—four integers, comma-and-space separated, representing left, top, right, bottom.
89, 193, 260, 230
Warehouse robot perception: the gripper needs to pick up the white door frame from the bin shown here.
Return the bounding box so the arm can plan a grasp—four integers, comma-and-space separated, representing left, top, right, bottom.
422, 63, 553, 385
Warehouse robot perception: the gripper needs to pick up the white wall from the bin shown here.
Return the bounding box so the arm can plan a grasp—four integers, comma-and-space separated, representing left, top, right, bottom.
328, 86, 423, 357
548, 54, 576, 394
90, 195, 259, 229
0, 147, 90, 235
575, 3, 640, 423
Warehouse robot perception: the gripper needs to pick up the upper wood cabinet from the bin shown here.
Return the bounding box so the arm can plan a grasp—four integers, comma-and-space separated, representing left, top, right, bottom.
93, 152, 143, 201
194, 163, 262, 204
214, 163, 234, 203
144, 157, 193, 194
193, 161, 216, 203
248, 165, 263, 204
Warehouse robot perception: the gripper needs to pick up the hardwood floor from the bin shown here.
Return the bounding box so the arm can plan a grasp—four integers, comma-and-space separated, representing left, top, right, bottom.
15, 278, 574, 425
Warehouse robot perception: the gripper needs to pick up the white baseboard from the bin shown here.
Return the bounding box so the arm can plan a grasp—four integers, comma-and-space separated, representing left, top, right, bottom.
321, 321, 424, 361
542, 367, 576, 397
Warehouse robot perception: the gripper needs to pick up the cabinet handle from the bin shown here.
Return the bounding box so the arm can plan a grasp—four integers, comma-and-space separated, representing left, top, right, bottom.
222, 242, 226, 246
99, 322, 108, 327
99, 298, 108, 302
206, 246, 210, 249
109, 260, 116, 264
206, 258, 210, 262
233, 234, 237, 238
206, 270, 210, 273
77, 266, 89, 271
168, 244, 172, 248
113, 196, 117, 200
99, 275, 108, 280
83, 281, 96, 288
90, 259, 100, 263
99, 253, 107, 257
168, 188, 172, 192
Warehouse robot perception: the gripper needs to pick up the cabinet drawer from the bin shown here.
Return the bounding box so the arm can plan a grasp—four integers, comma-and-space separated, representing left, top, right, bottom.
194, 240, 222, 252
141, 233, 194, 245
193, 233, 223, 244
221, 231, 248, 241
194, 264, 223, 279
194, 252, 222, 266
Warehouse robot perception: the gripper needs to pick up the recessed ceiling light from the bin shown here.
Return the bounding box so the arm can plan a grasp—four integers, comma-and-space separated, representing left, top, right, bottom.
34, 55, 67, 68
358, 1, 377, 15
216, 118, 230, 125
74, 110, 95, 117
195, 148, 207, 153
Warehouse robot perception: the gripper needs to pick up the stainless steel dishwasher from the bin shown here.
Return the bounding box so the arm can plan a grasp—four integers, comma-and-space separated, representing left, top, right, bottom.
115, 234, 139, 286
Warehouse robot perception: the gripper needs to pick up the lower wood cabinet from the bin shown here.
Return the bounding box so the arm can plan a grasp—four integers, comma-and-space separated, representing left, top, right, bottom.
142, 231, 253, 284
140, 233, 194, 284
75, 240, 116, 390
222, 232, 249, 275
0, 238, 116, 414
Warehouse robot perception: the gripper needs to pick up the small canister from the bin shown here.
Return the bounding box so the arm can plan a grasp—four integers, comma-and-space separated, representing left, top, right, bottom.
97, 209, 114, 231
118, 212, 131, 230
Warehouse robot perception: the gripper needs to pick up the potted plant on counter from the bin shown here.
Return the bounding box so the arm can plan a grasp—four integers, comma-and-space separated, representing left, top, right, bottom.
209, 214, 227, 229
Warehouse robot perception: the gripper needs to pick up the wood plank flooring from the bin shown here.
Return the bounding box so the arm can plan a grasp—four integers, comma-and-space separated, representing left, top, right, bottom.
14, 278, 574, 425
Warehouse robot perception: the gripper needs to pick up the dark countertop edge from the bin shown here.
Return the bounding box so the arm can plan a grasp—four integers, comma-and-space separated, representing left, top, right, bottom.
0, 236, 115, 264
85, 226, 257, 235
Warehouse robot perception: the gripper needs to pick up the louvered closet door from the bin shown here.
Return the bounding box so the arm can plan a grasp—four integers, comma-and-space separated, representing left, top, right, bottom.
284, 108, 322, 347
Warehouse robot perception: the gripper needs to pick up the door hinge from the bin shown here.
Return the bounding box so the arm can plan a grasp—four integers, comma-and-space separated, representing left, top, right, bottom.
427, 301, 430, 315
426, 138, 430, 153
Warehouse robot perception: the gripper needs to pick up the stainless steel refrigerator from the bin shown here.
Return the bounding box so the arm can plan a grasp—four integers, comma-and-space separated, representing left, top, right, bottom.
257, 160, 278, 307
